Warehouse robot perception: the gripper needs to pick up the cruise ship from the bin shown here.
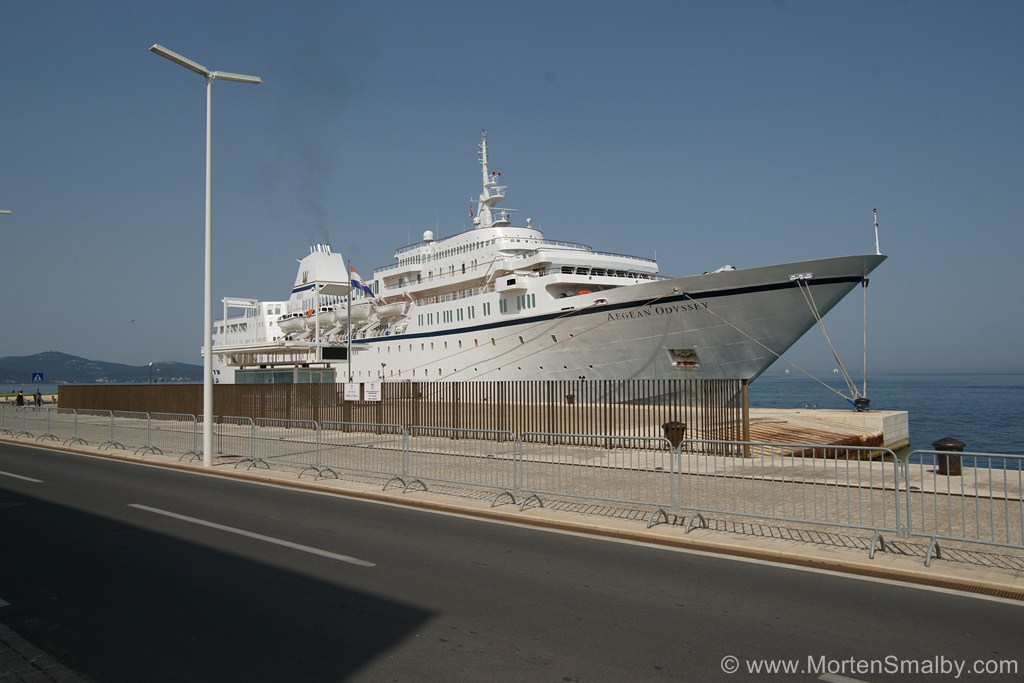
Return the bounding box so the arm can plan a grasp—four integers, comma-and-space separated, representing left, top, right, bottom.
212, 132, 885, 386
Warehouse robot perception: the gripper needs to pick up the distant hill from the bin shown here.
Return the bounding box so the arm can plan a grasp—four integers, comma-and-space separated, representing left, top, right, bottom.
0, 351, 202, 385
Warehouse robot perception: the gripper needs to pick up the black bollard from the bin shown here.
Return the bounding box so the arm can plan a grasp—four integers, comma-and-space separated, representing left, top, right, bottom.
662, 421, 687, 449
932, 436, 965, 476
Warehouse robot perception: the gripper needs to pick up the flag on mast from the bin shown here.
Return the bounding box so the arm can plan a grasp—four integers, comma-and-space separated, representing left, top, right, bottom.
349, 267, 376, 298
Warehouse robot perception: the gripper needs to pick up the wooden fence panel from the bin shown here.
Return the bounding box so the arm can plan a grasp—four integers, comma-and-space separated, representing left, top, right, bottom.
58, 379, 748, 443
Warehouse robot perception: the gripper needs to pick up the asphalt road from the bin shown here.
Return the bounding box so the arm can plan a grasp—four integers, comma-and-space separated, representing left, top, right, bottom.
1, 441, 1021, 682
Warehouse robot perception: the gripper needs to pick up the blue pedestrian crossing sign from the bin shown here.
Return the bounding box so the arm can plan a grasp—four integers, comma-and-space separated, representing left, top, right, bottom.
32, 372, 44, 383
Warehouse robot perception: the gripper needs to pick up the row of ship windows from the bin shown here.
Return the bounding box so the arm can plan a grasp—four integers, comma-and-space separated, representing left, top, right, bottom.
376, 330, 562, 354
415, 295, 536, 327
348, 364, 597, 379
398, 261, 479, 287
398, 239, 499, 267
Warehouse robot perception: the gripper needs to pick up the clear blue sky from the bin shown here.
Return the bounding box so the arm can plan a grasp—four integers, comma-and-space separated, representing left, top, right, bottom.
2, 0, 1022, 373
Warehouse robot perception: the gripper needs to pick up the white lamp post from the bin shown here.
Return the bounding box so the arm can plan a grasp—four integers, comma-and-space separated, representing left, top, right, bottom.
149, 43, 261, 467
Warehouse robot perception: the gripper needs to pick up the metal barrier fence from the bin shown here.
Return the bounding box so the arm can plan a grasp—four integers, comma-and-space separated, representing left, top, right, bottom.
49, 409, 79, 445
74, 409, 120, 449
150, 413, 199, 456
111, 411, 155, 455
210, 416, 255, 463
404, 427, 519, 498
249, 418, 320, 470
519, 433, 672, 512
676, 439, 904, 551
3, 408, 1023, 565
903, 449, 1023, 564
318, 422, 406, 480
0, 404, 51, 438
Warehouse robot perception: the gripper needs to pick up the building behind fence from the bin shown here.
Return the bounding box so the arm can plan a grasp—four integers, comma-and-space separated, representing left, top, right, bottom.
58, 379, 751, 442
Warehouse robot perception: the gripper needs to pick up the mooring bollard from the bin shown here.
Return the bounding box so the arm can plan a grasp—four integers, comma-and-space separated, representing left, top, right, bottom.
932, 436, 965, 476
662, 421, 687, 449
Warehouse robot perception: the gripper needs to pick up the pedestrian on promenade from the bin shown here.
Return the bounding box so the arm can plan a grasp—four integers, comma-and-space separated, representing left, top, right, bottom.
16, 390, 25, 407
34, 388, 42, 407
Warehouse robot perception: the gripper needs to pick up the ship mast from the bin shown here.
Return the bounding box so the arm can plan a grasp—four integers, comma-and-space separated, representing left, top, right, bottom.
473, 130, 513, 228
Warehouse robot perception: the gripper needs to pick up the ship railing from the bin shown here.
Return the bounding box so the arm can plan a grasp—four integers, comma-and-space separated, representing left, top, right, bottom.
902, 450, 1024, 565
6, 415, 1024, 564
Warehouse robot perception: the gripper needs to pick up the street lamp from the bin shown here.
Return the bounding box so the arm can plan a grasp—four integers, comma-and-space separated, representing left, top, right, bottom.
149, 43, 261, 467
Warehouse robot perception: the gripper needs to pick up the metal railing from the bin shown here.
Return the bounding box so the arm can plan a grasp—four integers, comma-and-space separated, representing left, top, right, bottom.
3, 406, 1021, 565
903, 449, 1023, 564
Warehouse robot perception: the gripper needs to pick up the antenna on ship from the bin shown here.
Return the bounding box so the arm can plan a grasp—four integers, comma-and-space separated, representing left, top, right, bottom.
474, 129, 513, 229
873, 208, 881, 256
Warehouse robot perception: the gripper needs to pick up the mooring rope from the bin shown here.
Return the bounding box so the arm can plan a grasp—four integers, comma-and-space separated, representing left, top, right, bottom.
679, 291, 856, 403
795, 279, 862, 400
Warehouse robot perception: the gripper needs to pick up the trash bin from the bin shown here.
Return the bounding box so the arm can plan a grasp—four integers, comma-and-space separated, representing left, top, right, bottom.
932, 436, 965, 476
662, 421, 687, 449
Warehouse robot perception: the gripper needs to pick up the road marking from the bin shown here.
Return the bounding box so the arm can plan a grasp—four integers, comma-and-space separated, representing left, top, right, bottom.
0, 470, 42, 483
128, 504, 375, 567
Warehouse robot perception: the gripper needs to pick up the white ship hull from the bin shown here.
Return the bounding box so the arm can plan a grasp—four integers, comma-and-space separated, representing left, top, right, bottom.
345, 254, 883, 383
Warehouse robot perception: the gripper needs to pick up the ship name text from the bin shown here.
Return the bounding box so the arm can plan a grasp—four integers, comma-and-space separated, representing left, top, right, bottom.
607, 302, 709, 321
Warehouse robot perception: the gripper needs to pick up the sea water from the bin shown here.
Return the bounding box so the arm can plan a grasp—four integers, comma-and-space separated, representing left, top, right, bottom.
750, 370, 1024, 456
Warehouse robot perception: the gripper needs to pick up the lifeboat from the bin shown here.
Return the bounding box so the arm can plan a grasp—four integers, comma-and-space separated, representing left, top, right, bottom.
277, 313, 304, 335
375, 300, 408, 320
331, 301, 373, 326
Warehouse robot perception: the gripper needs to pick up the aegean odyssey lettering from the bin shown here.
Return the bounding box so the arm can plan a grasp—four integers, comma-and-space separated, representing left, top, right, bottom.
607, 302, 709, 321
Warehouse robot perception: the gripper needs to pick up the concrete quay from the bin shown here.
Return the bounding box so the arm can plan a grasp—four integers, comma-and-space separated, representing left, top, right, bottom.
749, 407, 909, 451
